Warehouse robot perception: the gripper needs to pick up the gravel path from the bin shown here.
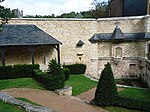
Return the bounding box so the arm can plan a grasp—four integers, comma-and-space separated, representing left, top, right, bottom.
1, 88, 107, 112
77, 87, 124, 101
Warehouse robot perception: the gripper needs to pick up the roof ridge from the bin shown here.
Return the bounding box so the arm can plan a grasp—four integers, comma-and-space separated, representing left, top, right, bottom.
111, 26, 125, 39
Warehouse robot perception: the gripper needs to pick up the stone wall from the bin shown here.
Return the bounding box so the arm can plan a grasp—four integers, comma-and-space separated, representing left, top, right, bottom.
4, 45, 55, 70
97, 41, 145, 79
140, 59, 150, 88
96, 18, 144, 33
6, 16, 149, 78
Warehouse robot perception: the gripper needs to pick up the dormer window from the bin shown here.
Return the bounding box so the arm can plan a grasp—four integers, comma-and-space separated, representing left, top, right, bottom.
76, 40, 84, 47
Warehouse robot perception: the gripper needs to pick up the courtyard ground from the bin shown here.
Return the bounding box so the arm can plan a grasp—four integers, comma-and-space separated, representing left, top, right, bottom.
0, 76, 149, 112
77, 87, 124, 101
1, 88, 107, 112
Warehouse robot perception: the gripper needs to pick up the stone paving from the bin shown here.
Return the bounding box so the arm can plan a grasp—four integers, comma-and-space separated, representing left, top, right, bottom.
1, 88, 107, 112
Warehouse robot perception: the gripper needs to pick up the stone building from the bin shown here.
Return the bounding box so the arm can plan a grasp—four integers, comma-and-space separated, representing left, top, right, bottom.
110, 0, 147, 17
0, 16, 150, 87
12, 9, 23, 18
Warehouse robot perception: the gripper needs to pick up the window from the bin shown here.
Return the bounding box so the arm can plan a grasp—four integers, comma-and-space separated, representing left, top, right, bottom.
115, 47, 122, 58
129, 64, 136, 70
129, 64, 137, 77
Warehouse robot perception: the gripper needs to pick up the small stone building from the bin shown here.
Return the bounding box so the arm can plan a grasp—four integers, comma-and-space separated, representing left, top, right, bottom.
90, 25, 150, 78
0, 24, 61, 70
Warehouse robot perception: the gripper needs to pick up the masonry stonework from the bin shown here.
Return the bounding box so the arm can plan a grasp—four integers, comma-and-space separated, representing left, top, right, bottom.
4, 45, 55, 70
5, 16, 150, 83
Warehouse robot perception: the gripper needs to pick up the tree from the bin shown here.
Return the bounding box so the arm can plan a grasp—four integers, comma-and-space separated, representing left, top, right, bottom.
0, 0, 4, 2
0, 1, 12, 31
91, 0, 111, 19
0, 6, 12, 25
81, 11, 93, 18
94, 63, 118, 106
57, 11, 77, 18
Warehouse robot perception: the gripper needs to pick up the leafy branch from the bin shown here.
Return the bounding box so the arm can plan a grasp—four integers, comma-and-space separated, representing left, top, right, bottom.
0, 1, 12, 31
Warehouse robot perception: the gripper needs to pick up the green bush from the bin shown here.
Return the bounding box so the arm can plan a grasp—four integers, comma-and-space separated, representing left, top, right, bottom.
47, 59, 65, 90
33, 69, 48, 85
46, 76, 65, 91
34, 69, 65, 90
63, 64, 86, 74
14, 64, 39, 77
34, 59, 65, 91
114, 96, 150, 112
94, 63, 118, 106
0, 64, 39, 79
94, 63, 150, 111
0, 65, 15, 79
62, 67, 70, 81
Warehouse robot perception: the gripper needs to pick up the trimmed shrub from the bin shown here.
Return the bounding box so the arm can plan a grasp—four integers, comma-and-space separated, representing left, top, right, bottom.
34, 69, 65, 90
0, 64, 39, 79
47, 59, 65, 90
94, 63, 118, 106
0, 65, 15, 79
62, 67, 70, 81
114, 96, 150, 112
34, 59, 65, 91
63, 64, 86, 74
14, 64, 39, 77
94, 63, 150, 111
45, 76, 65, 91
33, 69, 48, 85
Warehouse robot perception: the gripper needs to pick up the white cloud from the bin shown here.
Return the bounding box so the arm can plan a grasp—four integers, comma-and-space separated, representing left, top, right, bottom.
0, 0, 93, 16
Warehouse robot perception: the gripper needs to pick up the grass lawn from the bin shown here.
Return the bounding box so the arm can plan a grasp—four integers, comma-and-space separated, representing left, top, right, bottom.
65, 74, 97, 96
0, 78, 46, 90
0, 100, 26, 112
0, 75, 149, 112
104, 106, 143, 112
65, 75, 150, 112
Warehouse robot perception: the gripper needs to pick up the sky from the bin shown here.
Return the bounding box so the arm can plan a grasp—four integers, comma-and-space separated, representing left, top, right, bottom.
0, 0, 107, 16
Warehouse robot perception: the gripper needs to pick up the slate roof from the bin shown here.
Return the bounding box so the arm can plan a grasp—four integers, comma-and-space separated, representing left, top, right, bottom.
0, 24, 61, 46
89, 26, 150, 42
111, 26, 125, 39
76, 40, 84, 46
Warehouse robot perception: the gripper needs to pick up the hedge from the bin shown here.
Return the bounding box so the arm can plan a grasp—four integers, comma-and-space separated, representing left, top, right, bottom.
0, 64, 39, 79
33, 69, 48, 85
114, 96, 150, 112
63, 64, 86, 74
34, 71, 65, 91
62, 67, 70, 81
0, 66, 15, 79
34, 59, 65, 91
